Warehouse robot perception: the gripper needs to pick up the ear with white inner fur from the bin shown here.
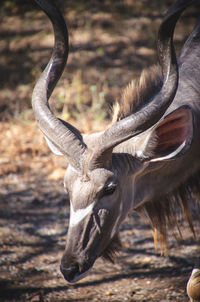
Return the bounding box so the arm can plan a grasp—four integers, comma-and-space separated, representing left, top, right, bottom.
149, 106, 193, 162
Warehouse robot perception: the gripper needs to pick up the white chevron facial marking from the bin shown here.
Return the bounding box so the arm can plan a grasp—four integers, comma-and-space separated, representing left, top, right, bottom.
69, 202, 95, 227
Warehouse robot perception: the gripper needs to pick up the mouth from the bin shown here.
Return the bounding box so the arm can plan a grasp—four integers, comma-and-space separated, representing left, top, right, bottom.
60, 234, 122, 283
60, 263, 92, 283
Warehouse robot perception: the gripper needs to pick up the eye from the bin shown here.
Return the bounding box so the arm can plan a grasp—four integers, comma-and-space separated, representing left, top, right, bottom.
102, 180, 118, 196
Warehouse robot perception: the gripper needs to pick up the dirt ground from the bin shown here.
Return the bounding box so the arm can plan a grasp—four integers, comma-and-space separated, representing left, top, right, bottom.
1, 1, 200, 301
1, 133, 200, 302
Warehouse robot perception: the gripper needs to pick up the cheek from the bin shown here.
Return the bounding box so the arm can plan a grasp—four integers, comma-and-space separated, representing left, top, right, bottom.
99, 189, 121, 210
97, 201, 122, 238
92, 210, 116, 252
110, 202, 123, 239
95, 209, 109, 229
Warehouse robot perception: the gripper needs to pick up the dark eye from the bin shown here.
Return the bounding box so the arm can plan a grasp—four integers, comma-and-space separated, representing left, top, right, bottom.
103, 180, 118, 196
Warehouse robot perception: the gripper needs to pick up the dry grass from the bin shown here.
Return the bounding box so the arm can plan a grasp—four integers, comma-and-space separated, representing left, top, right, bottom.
0, 120, 67, 182
1, 0, 196, 123
0, 1, 198, 180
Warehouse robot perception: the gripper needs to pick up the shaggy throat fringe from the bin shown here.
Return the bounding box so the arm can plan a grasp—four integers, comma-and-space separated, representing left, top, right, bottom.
137, 169, 200, 251
112, 65, 200, 252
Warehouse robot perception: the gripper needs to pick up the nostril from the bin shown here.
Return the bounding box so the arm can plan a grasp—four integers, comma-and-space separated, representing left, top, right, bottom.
60, 263, 79, 282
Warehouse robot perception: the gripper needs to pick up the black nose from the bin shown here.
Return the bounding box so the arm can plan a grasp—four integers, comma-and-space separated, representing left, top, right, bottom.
60, 263, 79, 283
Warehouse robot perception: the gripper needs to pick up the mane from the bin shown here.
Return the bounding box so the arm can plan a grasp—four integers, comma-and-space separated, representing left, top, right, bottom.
136, 169, 200, 252
111, 64, 200, 252
112, 65, 162, 122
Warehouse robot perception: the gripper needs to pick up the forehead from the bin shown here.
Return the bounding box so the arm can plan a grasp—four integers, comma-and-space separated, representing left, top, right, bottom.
65, 165, 114, 184
64, 165, 114, 207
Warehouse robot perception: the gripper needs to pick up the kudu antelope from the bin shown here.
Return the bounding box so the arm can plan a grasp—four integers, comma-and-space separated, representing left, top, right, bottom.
33, 0, 200, 298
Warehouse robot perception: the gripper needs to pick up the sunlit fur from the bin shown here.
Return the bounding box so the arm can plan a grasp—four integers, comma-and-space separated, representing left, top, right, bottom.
112, 65, 162, 122
187, 266, 200, 301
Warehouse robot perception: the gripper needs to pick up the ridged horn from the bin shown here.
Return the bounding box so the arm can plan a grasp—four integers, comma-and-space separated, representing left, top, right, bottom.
32, 0, 86, 170
87, 0, 195, 169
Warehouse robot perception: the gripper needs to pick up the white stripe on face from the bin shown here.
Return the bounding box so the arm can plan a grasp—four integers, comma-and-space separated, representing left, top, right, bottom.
69, 202, 94, 227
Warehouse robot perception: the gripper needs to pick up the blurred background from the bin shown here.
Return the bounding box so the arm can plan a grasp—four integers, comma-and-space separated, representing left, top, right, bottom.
0, 0, 199, 177
1, 1, 200, 301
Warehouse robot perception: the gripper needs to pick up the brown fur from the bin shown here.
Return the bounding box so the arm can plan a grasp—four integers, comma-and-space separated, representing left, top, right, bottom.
137, 170, 200, 251
187, 258, 200, 301
112, 65, 162, 123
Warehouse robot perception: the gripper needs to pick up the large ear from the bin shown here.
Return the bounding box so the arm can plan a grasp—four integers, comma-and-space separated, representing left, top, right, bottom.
149, 106, 193, 162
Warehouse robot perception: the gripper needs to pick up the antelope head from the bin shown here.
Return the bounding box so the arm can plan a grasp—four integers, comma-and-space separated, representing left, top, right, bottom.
33, 0, 193, 283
